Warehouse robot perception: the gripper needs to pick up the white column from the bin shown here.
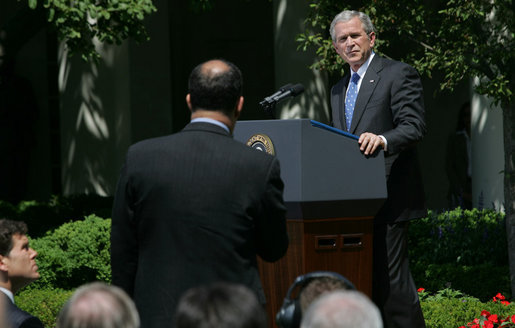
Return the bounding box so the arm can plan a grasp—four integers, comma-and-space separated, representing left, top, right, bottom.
471, 80, 504, 211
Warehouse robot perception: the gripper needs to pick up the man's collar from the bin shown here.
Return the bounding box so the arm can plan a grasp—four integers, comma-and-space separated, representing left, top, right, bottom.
353, 51, 375, 77
190, 117, 230, 133
0, 287, 14, 303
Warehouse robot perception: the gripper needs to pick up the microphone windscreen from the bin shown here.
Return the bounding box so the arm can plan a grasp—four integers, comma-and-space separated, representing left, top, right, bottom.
279, 83, 294, 92
290, 83, 305, 96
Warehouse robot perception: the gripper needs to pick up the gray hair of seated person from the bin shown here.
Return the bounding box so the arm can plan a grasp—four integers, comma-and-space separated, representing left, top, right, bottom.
300, 290, 383, 328
57, 282, 140, 328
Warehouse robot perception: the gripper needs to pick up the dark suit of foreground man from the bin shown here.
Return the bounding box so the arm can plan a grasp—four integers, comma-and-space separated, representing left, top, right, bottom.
111, 59, 289, 328
329, 10, 426, 328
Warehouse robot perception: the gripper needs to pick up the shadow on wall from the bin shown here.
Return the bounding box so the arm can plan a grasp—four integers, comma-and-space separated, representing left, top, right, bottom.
59, 40, 131, 196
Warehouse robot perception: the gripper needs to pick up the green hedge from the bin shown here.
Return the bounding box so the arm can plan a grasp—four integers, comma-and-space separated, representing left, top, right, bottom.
15, 288, 74, 328
409, 208, 509, 301
28, 215, 111, 291
17, 214, 111, 327
420, 289, 515, 327
17, 287, 514, 328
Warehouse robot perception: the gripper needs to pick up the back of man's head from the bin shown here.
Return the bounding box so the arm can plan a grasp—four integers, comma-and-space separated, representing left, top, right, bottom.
188, 59, 242, 116
300, 290, 383, 328
299, 276, 352, 313
175, 282, 266, 328
57, 282, 140, 328
0, 219, 27, 256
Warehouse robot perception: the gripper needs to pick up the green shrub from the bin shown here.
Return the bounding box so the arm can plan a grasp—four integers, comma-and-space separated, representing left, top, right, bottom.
48, 194, 114, 224
409, 208, 509, 301
409, 208, 507, 265
15, 288, 74, 328
0, 200, 18, 219
420, 289, 515, 328
17, 200, 65, 237
411, 263, 510, 302
29, 215, 111, 290
0, 195, 113, 238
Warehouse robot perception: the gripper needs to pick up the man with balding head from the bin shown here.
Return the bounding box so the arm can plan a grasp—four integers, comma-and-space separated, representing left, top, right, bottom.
57, 282, 140, 328
111, 59, 288, 328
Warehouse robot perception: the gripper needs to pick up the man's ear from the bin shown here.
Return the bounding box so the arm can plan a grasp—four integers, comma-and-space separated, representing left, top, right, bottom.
0, 255, 8, 272
235, 96, 244, 119
369, 32, 376, 47
186, 94, 193, 111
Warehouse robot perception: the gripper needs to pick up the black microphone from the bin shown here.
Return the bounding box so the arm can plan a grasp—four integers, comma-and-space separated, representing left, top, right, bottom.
259, 83, 304, 119
260, 83, 294, 107
272, 83, 305, 102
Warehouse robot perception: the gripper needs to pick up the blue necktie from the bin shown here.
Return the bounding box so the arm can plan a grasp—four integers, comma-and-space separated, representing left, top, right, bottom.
345, 73, 360, 131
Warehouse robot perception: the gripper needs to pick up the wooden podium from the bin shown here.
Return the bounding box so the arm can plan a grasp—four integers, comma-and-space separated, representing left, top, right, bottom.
233, 119, 387, 327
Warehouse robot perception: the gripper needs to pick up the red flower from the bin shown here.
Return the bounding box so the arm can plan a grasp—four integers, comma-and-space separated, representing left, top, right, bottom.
481, 311, 491, 317
417, 287, 425, 292
487, 314, 498, 323
501, 300, 511, 306
511, 315, 515, 323
483, 320, 494, 328
483, 321, 494, 328
495, 293, 505, 300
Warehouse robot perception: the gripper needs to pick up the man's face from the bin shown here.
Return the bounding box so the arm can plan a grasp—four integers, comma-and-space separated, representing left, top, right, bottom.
1, 234, 39, 287
332, 16, 375, 72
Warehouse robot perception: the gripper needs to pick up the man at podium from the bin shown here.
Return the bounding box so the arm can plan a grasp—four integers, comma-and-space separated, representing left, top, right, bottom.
329, 10, 427, 328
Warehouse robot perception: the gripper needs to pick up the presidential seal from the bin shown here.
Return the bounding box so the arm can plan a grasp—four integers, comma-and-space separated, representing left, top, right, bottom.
246, 134, 275, 155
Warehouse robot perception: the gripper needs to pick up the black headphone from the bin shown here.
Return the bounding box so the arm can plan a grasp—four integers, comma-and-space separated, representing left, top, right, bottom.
275, 271, 356, 328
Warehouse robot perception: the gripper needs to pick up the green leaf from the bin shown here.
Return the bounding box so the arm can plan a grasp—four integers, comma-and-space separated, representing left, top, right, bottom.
28, 0, 38, 9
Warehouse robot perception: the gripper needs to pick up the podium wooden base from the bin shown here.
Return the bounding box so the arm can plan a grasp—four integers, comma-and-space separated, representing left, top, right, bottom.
258, 216, 373, 328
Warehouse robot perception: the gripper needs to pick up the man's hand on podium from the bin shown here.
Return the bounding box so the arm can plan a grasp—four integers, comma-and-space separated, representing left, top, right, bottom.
358, 132, 386, 156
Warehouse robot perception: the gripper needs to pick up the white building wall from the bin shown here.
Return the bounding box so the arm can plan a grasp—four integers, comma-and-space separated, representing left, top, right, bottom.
471, 85, 505, 211
273, 0, 330, 123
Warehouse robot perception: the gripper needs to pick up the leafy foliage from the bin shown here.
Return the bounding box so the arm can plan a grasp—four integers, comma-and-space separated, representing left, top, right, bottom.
0, 194, 113, 237
409, 208, 510, 301
421, 290, 515, 328
411, 263, 510, 302
409, 208, 507, 266
15, 288, 73, 328
298, 0, 514, 107
28, 215, 111, 290
23, 0, 157, 61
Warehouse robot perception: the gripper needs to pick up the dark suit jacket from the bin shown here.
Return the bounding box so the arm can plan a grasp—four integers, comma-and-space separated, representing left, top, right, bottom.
2, 292, 44, 328
331, 55, 426, 222
111, 122, 288, 328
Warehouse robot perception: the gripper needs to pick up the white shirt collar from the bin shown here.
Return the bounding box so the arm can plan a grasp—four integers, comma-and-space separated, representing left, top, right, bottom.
0, 287, 14, 303
349, 51, 375, 92
190, 117, 230, 133
354, 51, 375, 78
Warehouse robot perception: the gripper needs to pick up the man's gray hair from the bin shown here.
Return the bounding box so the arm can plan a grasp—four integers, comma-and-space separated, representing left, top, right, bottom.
57, 282, 140, 328
329, 10, 376, 42
300, 290, 383, 328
